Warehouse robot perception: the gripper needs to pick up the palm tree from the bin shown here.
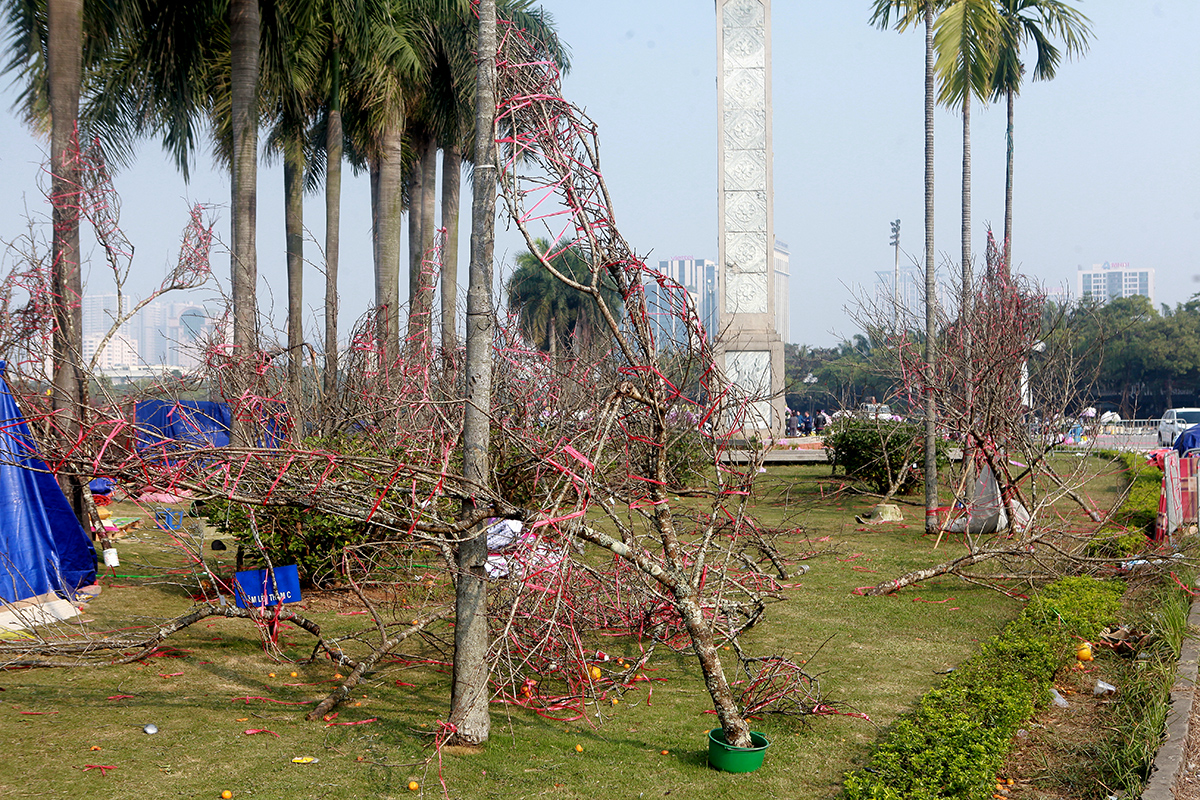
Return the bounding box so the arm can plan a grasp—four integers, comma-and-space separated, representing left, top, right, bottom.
3, 0, 123, 522
229, 0, 259, 374
870, 0, 945, 532
508, 239, 623, 363
990, 0, 1091, 275
423, 1, 568, 359
48, 0, 86, 520
933, 0, 998, 491
934, 0, 999, 302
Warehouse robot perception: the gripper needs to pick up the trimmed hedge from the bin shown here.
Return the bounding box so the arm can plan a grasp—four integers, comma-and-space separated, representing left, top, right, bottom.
842, 576, 1123, 800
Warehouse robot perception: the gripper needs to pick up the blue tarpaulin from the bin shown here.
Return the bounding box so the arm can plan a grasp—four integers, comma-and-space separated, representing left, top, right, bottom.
1174, 424, 1200, 456
135, 399, 232, 451
134, 399, 287, 452
0, 362, 96, 603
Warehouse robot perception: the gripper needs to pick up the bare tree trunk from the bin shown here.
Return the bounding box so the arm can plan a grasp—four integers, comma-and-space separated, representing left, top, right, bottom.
284, 141, 304, 441
375, 125, 404, 365
677, 590, 752, 748
48, 0, 86, 524
322, 49, 342, 433
449, 0, 497, 747
922, 1, 938, 534
440, 144, 462, 356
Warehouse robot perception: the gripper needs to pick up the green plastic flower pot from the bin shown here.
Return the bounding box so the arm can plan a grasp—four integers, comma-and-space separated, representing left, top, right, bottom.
707, 728, 770, 773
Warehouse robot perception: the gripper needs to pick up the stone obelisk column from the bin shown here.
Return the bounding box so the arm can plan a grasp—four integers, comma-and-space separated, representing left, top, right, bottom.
716, 0, 785, 436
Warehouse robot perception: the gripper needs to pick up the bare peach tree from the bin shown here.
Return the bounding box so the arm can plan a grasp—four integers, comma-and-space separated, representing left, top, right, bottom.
848, 230, 1140, 597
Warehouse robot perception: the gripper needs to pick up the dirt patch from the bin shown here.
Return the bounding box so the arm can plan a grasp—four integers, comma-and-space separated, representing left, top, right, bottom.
1002, 662, 1127, 799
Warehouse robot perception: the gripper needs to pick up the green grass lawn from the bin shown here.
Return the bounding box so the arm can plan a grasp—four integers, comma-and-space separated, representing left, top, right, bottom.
0, 459, 1125, 800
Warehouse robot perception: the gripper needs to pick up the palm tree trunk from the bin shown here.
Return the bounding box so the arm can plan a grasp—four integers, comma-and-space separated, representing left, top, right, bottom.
406, 133, 426, 311
284, 140, 304, 441
961, 89, 975, 493
450, 0, 497, 747
230, 0, 260, 446
375, 125, 404, 366
922, 0, 938, 534
48, 0, 86, 524
323, 54, 343, 431
230, 0, 259, 356
1003, 87, 1013, 278
417, 136, 438, 351
440, 144, 462, 357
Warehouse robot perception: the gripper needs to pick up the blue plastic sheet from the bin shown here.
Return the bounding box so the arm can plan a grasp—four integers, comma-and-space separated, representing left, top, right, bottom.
0, 362, 96, 602
1174, 424, 1200, 456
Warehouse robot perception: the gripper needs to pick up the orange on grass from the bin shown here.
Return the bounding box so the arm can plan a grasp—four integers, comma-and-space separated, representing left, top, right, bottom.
575, 744, 583, 753
408, 781, 419, 791
589, 666, 602, 680
290, 672, 298, 678
221, 791, 233, 800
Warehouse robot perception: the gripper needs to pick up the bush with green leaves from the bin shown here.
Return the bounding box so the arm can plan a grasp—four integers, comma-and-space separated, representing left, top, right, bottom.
843, 576, 1123, 800
202, 499, 375, 586
1088, 451, 1162, 557
823, 417, 944, 494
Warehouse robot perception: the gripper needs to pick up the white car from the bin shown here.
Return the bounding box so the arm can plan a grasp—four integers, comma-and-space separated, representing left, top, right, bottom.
1157, 408, 1200, 446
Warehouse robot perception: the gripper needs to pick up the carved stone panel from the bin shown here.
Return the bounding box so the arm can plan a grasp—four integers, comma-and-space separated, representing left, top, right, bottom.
724, 148, 766, 192
722, 0, 764, 28
723, 108, 766, 150
725, 190, 767, 233
726, 348, 774, 425
723, 68, 764, 111
725, 231, 768, 273
725, 271, 768, 314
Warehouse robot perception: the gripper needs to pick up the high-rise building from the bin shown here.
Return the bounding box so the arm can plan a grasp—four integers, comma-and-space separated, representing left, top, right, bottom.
82, 294, 213, 372
648, 257, 709, 351
874, 266, 925, 324
1077, 262, 1154, 305
648, 241, 787, 351
774, 239, 790, 344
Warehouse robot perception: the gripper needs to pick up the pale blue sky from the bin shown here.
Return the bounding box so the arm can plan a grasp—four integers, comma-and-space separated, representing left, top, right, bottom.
0, 1, 1196, 347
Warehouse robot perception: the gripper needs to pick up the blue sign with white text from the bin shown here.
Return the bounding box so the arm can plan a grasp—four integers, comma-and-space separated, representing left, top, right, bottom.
233, 564, 302, 608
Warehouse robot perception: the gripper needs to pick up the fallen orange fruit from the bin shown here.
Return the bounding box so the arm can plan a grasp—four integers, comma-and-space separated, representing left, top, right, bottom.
575, 744, 583, 753
221, 791, 233, 800
1076, 643, 1093, 661
661, 750, 669, 755
408, 781, 419, 791
589, 666, 602, 680
290, 672, 298, 678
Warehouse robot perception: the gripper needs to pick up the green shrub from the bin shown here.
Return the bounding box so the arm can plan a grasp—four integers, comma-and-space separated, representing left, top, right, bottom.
824, 417, 944, 494
1024, 575, 1123, 643
203, 499, 374, 586
843, 576, 1123, 800
1088, 452, 1162, 557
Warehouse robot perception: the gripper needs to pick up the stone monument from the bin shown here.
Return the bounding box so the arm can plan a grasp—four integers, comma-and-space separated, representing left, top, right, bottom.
716, 0, 786, 435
